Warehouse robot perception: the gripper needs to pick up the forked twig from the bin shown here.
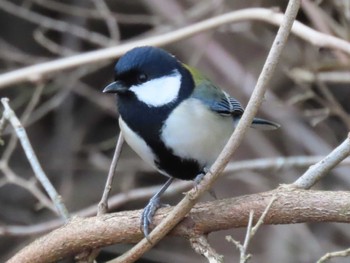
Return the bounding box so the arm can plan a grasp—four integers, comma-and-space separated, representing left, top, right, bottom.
1, 98, 69, 220
226, 195, 277, 263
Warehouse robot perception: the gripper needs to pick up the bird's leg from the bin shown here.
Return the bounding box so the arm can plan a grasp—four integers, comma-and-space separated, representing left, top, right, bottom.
141, 177, 174, 239
193, 168, 217, 199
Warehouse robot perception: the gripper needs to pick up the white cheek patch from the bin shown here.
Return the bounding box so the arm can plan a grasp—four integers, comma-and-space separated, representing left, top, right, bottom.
129, 70, 181, 107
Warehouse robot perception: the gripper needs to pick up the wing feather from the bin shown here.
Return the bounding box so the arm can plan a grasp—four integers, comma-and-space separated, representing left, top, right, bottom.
184, 64, 244, 117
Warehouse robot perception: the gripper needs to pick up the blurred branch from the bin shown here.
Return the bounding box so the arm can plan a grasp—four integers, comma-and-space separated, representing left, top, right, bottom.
0, 39, 47, 65
74, 81, 115, 115
1, 98, 69, 220
316, 83, 350, 130
225, 155, 350, 174
1, 7, 350, 88
0, 85, 57, 212
292, 133, 350, 189
301, 0, 348, 63
288, 68, 350, 84
26, 64, 107, 126
317, 248, 350, 263
33, 0, 160, 25
33, 27, 77, 56
0, 0, 112, 47
91, 0, 120, 42
8, 188, 350, 263
0, 180, 191, 237
0, 164, 55, 212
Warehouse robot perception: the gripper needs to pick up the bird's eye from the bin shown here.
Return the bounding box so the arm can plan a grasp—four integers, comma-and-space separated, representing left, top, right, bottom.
137, 73, 148, 83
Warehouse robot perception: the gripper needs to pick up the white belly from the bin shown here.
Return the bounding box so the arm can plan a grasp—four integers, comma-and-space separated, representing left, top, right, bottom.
160, 98, 234, 167
119, 117, 157, 170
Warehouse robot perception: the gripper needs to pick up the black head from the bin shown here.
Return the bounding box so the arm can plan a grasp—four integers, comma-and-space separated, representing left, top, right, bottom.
116, 46, 179, 82
104, 47, 179, 93
103, 46, 195, 108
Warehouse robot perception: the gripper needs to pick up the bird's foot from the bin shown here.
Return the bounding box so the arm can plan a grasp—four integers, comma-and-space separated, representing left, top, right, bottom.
193, 167, 211, 188
193, 172, 205, 187
193, 169, 217, 199
140, 177, 174, 240
141, 195, 169, 240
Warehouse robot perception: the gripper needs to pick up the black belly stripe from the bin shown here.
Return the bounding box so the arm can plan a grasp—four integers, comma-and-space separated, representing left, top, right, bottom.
152, 140, 202, 180
118, 95, 202, 180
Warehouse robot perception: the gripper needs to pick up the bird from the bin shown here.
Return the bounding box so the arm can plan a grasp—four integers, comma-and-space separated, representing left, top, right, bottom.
103, 46, 279, 238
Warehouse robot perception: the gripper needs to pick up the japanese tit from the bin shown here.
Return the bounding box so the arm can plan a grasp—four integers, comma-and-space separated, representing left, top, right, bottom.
103, 46, 279, 237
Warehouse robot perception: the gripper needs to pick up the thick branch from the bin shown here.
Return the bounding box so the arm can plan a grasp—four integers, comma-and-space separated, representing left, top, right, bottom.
8, 188, 350, 263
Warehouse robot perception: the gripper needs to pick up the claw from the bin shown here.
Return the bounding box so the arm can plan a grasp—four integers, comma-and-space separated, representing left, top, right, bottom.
140, 195, 161, 239
193, 172, 205, 188
193, 168, 208, 190
193, 169, 217, 199
140, 177, 174, 239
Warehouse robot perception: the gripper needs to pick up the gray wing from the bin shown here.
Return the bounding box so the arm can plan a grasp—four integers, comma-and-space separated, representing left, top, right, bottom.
210, 92, 244, 117
185, 65, 279, 129
189, 74, 279, 130
191, 80, 244, 117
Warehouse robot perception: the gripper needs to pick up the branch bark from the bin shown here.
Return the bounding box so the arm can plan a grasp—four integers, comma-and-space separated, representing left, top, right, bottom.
7, 188, 350, 263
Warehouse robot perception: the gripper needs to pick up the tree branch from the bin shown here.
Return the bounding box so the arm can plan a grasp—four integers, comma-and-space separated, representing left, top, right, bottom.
7, 188, 350, 263
97, 133, 124, 215
1, 98, 69, 220
292, 133, 350, 189
1, 7, 349, 88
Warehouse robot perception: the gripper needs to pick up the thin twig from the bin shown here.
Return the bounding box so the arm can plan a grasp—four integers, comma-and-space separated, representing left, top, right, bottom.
251, 196, 277, 236
225, 155, 350, 174
112, 1, 300, 262
292, 133, 350, 189
0, 112, 7, 143
288, 68, 350, 84
0, 163, 56, 212
1, 98, 69, 220
317, 248, 350, 263
81, 133, 124, 263
189, 235, 224, 263
0, 85, 57, 212
226, 211, 254, 263
2, 84, 45, 163
1, 7, 349, 88
226, 196, 277, 263
241, 210, 254, 262
97, 133, 124, 215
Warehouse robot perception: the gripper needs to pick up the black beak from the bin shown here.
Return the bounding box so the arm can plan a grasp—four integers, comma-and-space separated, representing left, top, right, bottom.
103, 81, 128, 94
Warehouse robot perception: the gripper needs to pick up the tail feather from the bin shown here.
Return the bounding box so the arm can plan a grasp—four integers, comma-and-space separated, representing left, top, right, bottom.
251, 117, 280, 130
